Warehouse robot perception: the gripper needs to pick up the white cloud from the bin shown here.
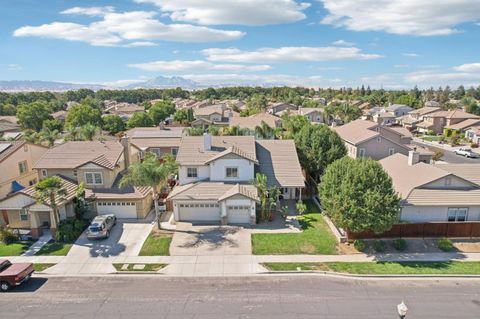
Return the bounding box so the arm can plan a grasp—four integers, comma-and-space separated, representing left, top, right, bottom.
320, 0, 480, 36
60, 6, 115, 16
202, 46, 383, 63
128, 60, 271, 72
403, 53, 419, 57
13, 10, 244, 46
4, 64, 23, 71
453, 63, 480, 73
134, 0, 310, 26
394, 64, 409, 68
332, 39, 355, 46
404, 70, 480, 86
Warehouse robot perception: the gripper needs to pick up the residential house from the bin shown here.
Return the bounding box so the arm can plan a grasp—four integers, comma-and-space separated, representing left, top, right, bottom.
229, 113, 282, 132
51, 110, 67, 122
267, 102, 298, 115
443, 118, 480, 137
277, 107, 324, 124
0, 116, 22, 139
168, 134, 304, 224
386, 104, 413, 117
399, 106, 440, 131
380, 152, 480, 223
191, 105, 237, 128
104, 101, 144, 119
417, 109, 480, 135
126, 124, 185, 159
334, 119, 432, 162
0, 141, 48, 200
466, 127, 480, 145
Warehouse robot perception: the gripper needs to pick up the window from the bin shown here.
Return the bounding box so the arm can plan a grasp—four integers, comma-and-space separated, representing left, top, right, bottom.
18, 161, 27, 174
20, 209, 28, 221
73, 169, 77, 177
150, 148, 161, 157
226, 167, 239, 178
187, 167, 198, 178
376, 137, 381, 142
388, 148, 395, 156
447, 208, 468, 222
171, 148, 178, 156
85, 172, 103, 185
28, 179, 37, 186
41, 169, 48, 177
358, 149, 366, 158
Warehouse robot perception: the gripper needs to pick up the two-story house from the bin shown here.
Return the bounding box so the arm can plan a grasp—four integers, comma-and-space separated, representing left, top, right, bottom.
229, 112, 282, 132
399, 106, 440, 131
168, 134, 304, 224
267, 102, 298, 115
126, 124, 185, 159
277, 107, 324, 124
191, 105, 237, 128
417, 109, 480, 135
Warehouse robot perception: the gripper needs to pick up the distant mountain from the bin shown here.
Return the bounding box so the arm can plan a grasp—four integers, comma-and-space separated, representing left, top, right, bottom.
0, 80, 105, 92
127, 76, 199, 89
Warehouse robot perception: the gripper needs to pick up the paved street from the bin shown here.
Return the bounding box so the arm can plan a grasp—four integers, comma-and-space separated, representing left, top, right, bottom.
1, 276, 480, 318
413, 140, 480, 164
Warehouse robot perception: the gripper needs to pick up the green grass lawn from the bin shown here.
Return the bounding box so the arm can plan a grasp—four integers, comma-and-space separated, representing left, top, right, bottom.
138, 233, 172, 256
113, 263, 166, 272
251, 200, 337, 255
35, 241, 73, 256
0, 241, 32, 256
263, 261, 480, 275
33, 263, 56, 272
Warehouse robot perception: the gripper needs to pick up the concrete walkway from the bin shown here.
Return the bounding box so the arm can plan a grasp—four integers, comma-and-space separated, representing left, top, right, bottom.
21, 230, 52, 257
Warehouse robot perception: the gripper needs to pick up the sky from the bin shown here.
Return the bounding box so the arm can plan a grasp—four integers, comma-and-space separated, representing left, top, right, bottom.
1, 0, 480, 89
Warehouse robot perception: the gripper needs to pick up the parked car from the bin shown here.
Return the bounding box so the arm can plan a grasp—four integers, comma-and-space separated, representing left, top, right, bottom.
454, 148, 479, 158
0, 259, 34, 292
86, 214, 116, 240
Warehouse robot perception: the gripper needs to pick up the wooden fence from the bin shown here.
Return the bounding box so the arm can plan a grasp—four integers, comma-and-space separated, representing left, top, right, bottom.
347, 222, 480, 240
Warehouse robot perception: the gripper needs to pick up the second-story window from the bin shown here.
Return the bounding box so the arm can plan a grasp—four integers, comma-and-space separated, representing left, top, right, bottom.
187, 167, 198, 178
226, 167, 238, 178
85, 172, 103, 185
18, 161, 28, 174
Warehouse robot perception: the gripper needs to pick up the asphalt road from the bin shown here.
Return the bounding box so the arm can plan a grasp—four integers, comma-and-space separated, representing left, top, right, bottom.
413, 141, 480, 164
1, 275, 480, 318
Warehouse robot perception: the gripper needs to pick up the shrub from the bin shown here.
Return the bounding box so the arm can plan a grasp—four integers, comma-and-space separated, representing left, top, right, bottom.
450, 135, 460, 146
55, 219, 87, 242
438, 135, 446, 144
373, 240, 386, 253
0, 229, 18, 245
437, 238, 454, 252
353, 239, 366, 252
432, 150, 444, 162
296, 202, 307, 215
392, 238, 407, 251
471, 143, 479, 148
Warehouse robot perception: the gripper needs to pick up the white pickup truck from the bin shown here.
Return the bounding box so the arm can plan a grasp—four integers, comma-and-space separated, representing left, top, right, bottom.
454, 148, 479, 158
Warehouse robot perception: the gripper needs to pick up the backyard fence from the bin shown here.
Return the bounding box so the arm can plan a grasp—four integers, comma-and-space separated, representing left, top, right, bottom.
347, 222, 480, 240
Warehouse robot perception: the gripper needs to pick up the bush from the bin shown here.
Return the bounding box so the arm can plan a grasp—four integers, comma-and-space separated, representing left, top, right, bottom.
471, 143, 479, 148
0, 229, 18, 245
55, 219, 87, 242
392, 238, 407, 251
437, 238, 454, 252
353, 239, 366, 252
373, 240, 386, 253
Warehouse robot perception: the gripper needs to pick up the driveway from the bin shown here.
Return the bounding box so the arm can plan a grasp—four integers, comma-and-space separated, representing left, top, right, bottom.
170, 223, 251, 256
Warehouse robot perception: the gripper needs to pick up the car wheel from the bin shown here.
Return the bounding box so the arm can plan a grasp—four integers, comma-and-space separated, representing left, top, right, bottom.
0, 281, 10, 292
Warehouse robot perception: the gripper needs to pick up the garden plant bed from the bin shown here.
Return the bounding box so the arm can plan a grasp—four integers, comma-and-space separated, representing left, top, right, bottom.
139, 231, 173, 256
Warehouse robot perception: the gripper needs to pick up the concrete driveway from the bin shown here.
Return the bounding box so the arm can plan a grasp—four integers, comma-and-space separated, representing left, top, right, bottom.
170, 223, 251, 256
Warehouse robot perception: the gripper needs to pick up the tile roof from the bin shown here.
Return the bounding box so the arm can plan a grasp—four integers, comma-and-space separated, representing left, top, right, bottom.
444, 119, 480, 131
434, 164, 480, 186
333, 119, 379, 145
406, 188, 480, 206
193, 105, 225, 116
33, 141, 124, 170
388, 126, 413, 138
0, 141, 25, 163
205, 145, 258, 164
255, 139, 305, 188
19, 175, 79, 206
0, 121, 20, 133
229, 113, 281, 130
409, 106, 440, 116
167, 182, 258, 201
127, 127, 184, 150
176, 135, 257, 166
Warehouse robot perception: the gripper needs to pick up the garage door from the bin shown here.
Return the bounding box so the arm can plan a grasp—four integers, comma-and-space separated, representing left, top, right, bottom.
97, 202, 137, 219
178, 202, 220, 222
227, 206, 250, 224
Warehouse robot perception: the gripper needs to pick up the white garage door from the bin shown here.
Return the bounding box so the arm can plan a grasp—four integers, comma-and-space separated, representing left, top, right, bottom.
227, 206, 250, 224
97, 202, 137, 219
178, 202, 220, 222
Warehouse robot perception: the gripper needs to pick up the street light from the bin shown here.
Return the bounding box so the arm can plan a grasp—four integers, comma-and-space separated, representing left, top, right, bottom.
397, 301, 408, 319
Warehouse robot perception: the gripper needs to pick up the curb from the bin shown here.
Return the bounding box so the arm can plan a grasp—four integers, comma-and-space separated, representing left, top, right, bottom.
261, 270, 480, 279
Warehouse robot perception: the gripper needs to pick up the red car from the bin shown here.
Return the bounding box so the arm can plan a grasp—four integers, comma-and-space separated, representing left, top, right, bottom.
0, 259, 34, 292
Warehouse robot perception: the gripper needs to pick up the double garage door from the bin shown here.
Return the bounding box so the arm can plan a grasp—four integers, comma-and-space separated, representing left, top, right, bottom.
97, 201, 137, 219
178, 203, 221, 222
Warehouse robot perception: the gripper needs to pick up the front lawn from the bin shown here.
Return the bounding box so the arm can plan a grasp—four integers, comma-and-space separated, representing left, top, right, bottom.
0, 241, 32, 256
251, 200, 337, 255
263, 261, 480, 275
33, 263, 56, 272
139, 233, 172, 256
35, 241, 73, 256
113, 263, 166, 272
422, 135, 442, 142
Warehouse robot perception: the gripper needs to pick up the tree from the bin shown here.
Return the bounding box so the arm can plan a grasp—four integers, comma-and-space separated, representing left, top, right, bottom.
42, 119, 63, 132
126, 112, 154, 129
319, 157, 400, 235
65, 104, 102, 128
241, 94, 266, 116
251, 173, 280, 222
35, 176, 67, 232
186, 126, 205, 136
221, 125, 247, 136
102, 114, 125, 134
281, 115, 309, 139
39, 128, 60, 146
119, 153, 178, 227
16, 101, 53, 131
81, 123, 101, 141
254, 121, 279, 139
64, 126, 83, 141
148, 100, 175, 124
173, 108, 194, 124
294, 124, 346, 181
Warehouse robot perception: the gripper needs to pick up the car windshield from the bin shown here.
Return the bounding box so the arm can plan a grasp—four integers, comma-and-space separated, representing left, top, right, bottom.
89, 224, 103, 232
0, 260, 12, 272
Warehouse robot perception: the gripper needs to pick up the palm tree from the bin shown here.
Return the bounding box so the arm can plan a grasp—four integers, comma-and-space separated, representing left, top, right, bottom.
81, 124, 100, 141
252, 173, 268, 222
119, 152, 178, 227
254, 121, 277, 139
39, 128, 60, 147
23, 129, 41, 144
35, 176, 67, 232
221, 125, 246, 136
64, 126, 83, 141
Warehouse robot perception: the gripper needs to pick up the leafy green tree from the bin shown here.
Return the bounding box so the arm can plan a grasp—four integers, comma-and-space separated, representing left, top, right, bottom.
207, 125, 221, 136
64, 126, 84, 141
148, 100, 175, 124
127, 112, 154, 129
319, 157, 400, 235
173, 108, 194, 124
42, 118, 64, 132
39, 128, 60, 147
65, 104, 102, 128
294, 124, 346, 181
252, 173, 280, 222
0, 103, 16, 116
241, 94, 266, 116
254, 121, 279, 139
102, 114, 125, 134
35, 176, 67, 231
16, 101, 53, 131
281, 115, 309, 139
186, 126, 205, 136
81, 124, 101, 141
120, 153, 178, 227
221, 125, 248, 136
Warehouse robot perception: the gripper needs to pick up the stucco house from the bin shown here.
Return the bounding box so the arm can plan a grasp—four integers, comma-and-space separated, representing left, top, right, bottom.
466, 127, 480, 145
399, 106, 440, 131
416, 109, 479, 135
267, 102, 298, 115
126, 124, 185, 159
334, 119, 432, 162
191, 105, 236, 128
168, 134, 304, 224
385, 104, 413, 117
277, 107, 324, 124
380, 152, 480, 223
229, 112, 282, 132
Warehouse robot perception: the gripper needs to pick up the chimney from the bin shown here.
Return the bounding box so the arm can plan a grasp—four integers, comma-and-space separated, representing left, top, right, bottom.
120, 136, 130, 168
408, 149, 419, 166
203, 133, 212, 151
159, 121, 165, 130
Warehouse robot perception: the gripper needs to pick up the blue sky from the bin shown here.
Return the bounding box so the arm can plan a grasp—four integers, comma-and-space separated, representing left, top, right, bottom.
1, 0, 480, 88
